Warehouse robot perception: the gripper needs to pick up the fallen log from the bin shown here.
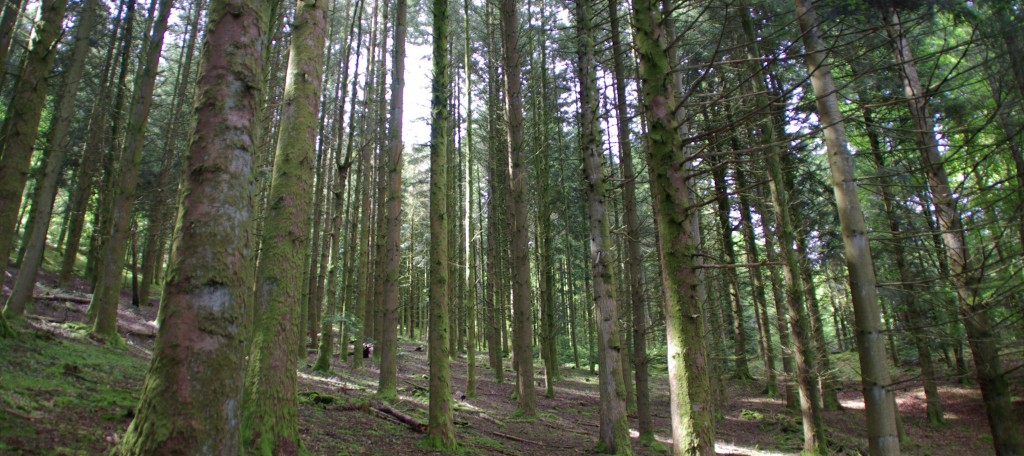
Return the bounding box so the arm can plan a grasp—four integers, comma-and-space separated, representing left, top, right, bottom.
373, 403, 427, 433
33, 294, 91, 305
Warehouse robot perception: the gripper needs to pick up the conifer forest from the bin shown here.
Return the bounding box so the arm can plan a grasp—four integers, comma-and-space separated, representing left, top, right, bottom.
1, 0, 1024, 453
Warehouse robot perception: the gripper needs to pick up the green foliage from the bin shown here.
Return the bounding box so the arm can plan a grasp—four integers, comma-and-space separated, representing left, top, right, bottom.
739, 409, 765, 421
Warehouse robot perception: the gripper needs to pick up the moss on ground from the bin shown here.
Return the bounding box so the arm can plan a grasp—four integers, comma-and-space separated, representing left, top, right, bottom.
0, 330, 147, 454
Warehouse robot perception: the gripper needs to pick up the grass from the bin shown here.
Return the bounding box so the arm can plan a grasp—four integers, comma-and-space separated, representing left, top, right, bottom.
0, 330, 148, 453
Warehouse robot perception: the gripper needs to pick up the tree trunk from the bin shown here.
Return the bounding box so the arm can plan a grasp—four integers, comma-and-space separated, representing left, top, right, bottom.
576, 1, 631, 453
115, 0, 267, 448
2, 0, 97, 323
0, 0, 68, 273
242, 0, 326, 450
424, 0, 456, 446
608, 0, 652, 438
499, 0, 536, 417
377, 0, 407, 401
631, 0, 714, 453
791, 0, 901, 452
883, 7, 1022, 454
87, 0, 174, 341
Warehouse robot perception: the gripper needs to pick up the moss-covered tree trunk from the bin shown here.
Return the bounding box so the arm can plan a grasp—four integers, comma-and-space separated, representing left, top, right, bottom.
499, 0, 536, 417
116, 0, 267, 448
791, 0, 899, 452
882, 6, 1022, 454
88, 0, 174, 341
241, 0, 325, 451
0, 0, 67, 273
484, 2, 503, 379
377, 0, 407, 401
424, 0, 456, 446
2, 0, 98, 325
607, 0, 652, 439
631, 0, 714, 453
463, 0, 478, 399
576, 1, 631, 452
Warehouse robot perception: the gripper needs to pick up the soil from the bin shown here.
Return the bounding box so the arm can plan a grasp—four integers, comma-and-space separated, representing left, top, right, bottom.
2, 266, 1022, 455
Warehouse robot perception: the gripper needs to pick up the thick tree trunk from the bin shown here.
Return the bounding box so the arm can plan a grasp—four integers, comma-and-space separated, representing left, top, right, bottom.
242, 0, 325, 451
631, 0, 714, 453
883, 7, 1022, 454
0, 0, 67, 273
115, 0, 267, 448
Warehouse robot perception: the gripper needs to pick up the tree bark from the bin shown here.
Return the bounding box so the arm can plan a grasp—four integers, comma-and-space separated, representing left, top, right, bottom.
115, 0, 267, 448
424, 0, 456, 447
242, 0, 326, 450
631, 0, 714, 453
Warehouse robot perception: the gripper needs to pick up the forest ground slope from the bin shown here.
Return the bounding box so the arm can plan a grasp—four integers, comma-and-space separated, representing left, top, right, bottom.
1, 266, 1021, 455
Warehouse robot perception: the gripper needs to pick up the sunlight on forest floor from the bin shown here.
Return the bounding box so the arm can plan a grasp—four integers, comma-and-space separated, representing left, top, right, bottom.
715, 441, 792, 455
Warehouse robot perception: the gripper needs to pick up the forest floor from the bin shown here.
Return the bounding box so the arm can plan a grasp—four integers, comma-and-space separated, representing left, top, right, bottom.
2, 265, 1023, 455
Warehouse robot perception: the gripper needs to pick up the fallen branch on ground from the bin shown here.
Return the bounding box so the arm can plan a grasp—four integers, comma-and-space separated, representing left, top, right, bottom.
33, 294, 91, 304
373, 403, 427, 433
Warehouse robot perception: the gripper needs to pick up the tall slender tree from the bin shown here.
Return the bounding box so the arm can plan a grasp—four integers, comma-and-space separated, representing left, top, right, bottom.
791, 0, 900, 452
88, 0, 176, 341
499, 0, 536, 417
881, 6, 1021, 454
0, 0, 68, 280
424, 0, 457, 447
377, 0, 407, 401
2, 0, 98, 324
576, 0, 631, 452
242, 0, 326, 450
